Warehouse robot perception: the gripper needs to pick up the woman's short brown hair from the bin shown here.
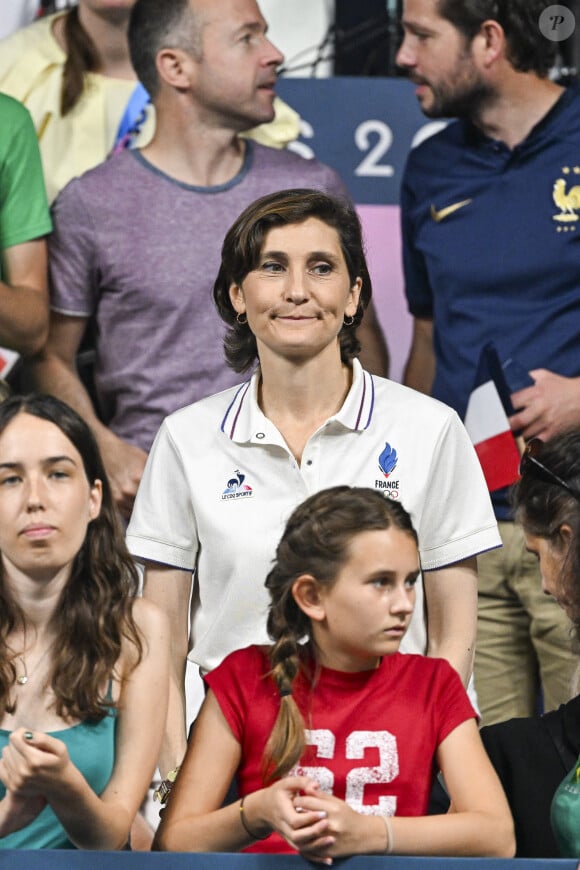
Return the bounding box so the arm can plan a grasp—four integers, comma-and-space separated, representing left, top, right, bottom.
213, 188, 373, 373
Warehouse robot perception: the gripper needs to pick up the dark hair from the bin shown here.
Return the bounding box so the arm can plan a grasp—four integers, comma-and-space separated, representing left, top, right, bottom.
513, 430, 580, 633
128, 0, 201, 98
213, 189, 373, 373
0, 395, 142, 721
436, 0, 557, 76
262, 486, 418, 781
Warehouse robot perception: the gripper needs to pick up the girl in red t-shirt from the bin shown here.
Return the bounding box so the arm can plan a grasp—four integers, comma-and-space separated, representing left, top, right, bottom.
156, 486, 514, 860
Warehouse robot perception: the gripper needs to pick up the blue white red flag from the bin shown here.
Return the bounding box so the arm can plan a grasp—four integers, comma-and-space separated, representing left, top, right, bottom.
464, 343, 521, 492
0, 346, 19, 380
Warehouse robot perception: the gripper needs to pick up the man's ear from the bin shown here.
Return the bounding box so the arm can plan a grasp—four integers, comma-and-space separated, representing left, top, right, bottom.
156, 48, 193, 90
472, 19, 504, 69
292, 574, 326, 623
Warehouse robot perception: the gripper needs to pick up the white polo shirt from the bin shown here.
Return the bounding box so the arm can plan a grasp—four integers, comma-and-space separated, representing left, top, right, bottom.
127, 360, 500, 673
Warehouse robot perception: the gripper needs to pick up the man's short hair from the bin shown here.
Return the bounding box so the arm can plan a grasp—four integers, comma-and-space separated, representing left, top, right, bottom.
128, 0, 202, 97
437, 0, 557, 76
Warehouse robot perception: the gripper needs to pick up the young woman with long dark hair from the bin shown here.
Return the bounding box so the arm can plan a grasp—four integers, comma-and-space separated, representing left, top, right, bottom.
0, 394, 168, 849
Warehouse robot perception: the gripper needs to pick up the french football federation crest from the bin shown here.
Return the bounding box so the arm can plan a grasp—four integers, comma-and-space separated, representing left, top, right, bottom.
553, 167, 580, 227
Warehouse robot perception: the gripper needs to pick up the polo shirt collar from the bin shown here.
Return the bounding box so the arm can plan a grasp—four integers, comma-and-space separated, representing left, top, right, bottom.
220, 359, 376, 444
463, 81, 580, 155
334, 359, 375, 431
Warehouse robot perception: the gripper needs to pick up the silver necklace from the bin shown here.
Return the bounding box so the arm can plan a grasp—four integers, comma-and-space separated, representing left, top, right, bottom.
15, 646, 52, 686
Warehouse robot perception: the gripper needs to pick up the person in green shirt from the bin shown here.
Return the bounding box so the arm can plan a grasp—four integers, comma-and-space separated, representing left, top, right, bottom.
0, 94, 51, 358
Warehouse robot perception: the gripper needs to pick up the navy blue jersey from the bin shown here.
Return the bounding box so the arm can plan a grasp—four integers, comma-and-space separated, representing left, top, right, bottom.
402, 82, 580, 418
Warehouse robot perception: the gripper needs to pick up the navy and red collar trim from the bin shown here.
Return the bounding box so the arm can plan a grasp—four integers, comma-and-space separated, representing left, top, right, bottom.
220, 360, 375, 442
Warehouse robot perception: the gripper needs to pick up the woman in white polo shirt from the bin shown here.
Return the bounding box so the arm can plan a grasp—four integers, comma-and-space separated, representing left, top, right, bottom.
127, 188, 500, 782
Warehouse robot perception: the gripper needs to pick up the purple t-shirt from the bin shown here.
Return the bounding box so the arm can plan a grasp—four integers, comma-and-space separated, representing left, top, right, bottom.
49, 143, 348, 451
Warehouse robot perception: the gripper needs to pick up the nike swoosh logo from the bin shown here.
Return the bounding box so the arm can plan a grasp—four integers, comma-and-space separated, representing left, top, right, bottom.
430, 198, 472, 222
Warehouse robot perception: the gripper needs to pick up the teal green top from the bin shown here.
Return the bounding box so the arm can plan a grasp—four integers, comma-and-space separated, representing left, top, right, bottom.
0, 710, 116, 849
551, 751, 580, 857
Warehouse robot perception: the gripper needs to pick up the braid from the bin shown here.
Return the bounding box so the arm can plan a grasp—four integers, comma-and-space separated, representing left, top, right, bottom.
262, 567, 308, 782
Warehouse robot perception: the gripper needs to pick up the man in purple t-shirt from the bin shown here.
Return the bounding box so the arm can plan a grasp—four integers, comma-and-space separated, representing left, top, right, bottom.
33, 0, 389, 518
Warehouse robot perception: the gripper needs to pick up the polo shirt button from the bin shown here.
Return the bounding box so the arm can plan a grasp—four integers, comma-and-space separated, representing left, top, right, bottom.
256, 432, 265, 439
306, 460, 313, 466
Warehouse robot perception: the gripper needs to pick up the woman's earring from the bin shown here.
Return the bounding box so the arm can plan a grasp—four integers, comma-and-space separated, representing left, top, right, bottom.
343, 315, 355, 327
236, 312, 248, 325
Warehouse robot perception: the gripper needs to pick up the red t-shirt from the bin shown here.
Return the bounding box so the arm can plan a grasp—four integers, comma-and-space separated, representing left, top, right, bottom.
204, 646, 475, 854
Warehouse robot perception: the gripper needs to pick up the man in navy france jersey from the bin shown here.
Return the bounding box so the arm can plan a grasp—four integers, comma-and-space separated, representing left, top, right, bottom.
398, 0, 580, 724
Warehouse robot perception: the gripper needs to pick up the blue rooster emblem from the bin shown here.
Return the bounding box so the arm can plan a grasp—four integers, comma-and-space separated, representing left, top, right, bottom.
378, 442, 398, 478
223, 470, 252, 495
226, 471, 245, 491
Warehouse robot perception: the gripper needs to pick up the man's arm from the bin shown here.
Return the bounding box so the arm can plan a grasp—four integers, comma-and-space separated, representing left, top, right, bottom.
423, 557, 478, 687
31, 311, 147, 518
142, 562, 192, 777
403, 316, 435, 395
357, 299, 390, 377
509, 370, 580, 441
0, 239, 49, 355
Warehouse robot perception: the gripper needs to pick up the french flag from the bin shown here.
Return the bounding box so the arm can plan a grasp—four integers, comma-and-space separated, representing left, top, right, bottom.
464, 343, 521, 492
0, 347, 18, 379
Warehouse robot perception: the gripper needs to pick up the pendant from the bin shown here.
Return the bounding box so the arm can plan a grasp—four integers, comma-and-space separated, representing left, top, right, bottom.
16, 675, 28, 685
